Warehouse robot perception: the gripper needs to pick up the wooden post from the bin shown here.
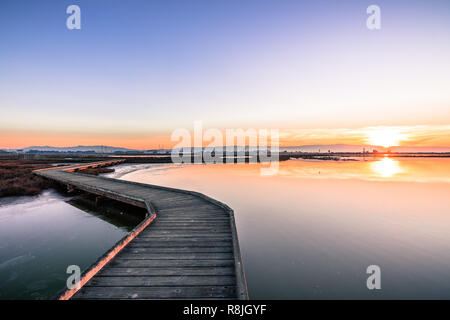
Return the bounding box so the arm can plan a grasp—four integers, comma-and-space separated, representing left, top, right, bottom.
95, 196, 102, 207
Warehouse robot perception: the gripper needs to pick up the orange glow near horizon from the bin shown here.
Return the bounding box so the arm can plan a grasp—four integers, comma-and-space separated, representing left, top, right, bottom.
1, 125, 450, 150
0, 130, 175, 150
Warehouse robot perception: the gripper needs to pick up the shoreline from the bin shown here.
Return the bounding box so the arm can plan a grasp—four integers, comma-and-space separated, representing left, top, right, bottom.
2, 153, 450, 199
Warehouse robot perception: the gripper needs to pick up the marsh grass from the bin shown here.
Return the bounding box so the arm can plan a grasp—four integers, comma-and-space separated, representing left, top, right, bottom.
0, 160, 60, 197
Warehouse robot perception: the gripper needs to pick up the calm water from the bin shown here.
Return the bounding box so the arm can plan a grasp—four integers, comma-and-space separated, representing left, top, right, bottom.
107, 157, 450, 299
0, 191, 139, 299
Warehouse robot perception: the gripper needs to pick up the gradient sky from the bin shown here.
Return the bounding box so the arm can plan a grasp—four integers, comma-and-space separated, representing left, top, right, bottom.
1, 0, 450, 149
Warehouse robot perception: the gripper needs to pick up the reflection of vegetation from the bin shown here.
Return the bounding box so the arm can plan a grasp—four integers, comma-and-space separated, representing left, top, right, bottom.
289, 155, 357, 161
68, 194, 145, 231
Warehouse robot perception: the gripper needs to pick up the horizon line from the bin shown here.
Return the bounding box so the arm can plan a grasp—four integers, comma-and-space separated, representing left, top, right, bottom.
4, 143, 450, 152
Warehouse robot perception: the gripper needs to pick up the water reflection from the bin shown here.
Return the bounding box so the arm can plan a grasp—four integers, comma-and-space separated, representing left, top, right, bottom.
280, 157, 450, 183
370, 157, 402, 178
115, 157, 450, 299
0, 191, 138, 299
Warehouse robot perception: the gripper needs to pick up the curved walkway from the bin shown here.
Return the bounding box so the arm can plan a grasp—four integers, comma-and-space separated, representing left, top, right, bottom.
34, 160, 247, 300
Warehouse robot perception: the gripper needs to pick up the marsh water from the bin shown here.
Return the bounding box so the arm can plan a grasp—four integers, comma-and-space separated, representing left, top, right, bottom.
0, 191, 140, 299
105, 157, 450, 299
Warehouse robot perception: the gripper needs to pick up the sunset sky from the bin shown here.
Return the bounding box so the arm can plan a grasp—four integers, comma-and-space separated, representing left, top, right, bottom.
1, 0, 450, 149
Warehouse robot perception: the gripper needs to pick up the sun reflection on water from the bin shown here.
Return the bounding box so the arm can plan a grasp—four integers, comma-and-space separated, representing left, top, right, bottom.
371, 157, 403, 178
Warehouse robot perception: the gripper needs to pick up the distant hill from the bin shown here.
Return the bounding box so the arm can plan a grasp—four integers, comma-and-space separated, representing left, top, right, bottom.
12, 145, 138, 154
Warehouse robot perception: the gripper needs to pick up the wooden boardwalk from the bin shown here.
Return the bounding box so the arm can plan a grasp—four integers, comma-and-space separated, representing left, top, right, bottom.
34, 160, 247, 300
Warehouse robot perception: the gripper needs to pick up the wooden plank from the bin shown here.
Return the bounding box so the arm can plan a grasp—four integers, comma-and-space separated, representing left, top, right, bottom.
85, 276, 236, 287
151, 221, 230, 226
157, 207, 227, 212
147, 227, 231, 232
157, 213, 228, 218
155, 218, 230, 222
156, 209, 227, 214
139, 231, 231, 236
131, 235, 232, 240
156, 214, 229, 219
148, 226, 231, 230
124, 247, 233, 254
98, 267, 235, 277
72, 286, 237, 299
137, 236, 232, 241
151, 222, 231, 227
136, 236, 233, 241
117, 252, 234, 260
151, 221, 230, 225
139, 234, 232, 241
108, 259, 236, 268
128, 240, 232, 247
157, 208, 227, 214
152, 202, 215, 211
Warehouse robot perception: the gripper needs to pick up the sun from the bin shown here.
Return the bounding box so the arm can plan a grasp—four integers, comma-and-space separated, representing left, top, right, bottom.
366, 127, 408, 148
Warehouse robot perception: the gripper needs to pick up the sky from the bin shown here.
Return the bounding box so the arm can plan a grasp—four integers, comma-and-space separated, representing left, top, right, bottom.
1, 0, 450, 149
